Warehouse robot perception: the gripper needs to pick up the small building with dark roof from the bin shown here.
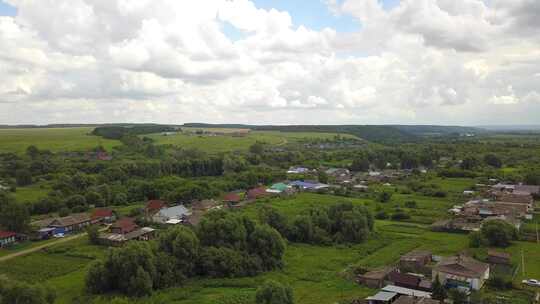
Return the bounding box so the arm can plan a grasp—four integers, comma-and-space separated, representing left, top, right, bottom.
487, 250, 511, 265
400, 250, 432, 270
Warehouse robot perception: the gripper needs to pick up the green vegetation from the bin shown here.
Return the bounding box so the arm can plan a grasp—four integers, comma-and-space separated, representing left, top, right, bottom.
147, 130, 357, 154
1, 126, 540, 304
0, 128, 120, 153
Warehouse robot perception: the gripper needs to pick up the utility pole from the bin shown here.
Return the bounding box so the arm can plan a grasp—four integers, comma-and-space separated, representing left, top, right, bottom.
536, 221, 540, 244
521, 249, 525, 277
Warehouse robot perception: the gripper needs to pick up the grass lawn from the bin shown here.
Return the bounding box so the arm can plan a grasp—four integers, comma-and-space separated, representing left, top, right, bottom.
0, 127, 120, 154
147, 131, 357, 154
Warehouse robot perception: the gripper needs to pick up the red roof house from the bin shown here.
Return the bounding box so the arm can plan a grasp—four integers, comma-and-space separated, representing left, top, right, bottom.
223, 193, 241, 203
0, 231, 18, 248
91, 208, 116, 223
247, 187, 269, 200
146, 200, 167, 213
110, 218, 138, 235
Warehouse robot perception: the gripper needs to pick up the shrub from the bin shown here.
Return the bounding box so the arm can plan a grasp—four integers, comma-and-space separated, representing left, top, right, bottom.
391, 211, 410, 221
255, 280, 294, 304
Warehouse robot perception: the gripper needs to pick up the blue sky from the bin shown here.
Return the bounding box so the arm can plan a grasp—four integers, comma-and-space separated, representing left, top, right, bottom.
0, 0, 16, 16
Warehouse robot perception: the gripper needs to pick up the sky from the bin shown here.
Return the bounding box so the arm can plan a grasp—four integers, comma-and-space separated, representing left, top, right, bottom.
0, 0, 539, 126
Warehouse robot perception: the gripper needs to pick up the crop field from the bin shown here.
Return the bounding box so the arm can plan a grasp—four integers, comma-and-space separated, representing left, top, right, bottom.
146, 131, 358, 154
0, 127, 120, 153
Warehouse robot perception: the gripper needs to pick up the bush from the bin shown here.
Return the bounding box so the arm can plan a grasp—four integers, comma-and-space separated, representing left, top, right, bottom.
375, 211, 389, 220
391, 211, 410, 221
404, 200, 417, 208
377, 191, 392, 203
468, 231, 485, 248
255, 280, 294, 304
487, 276, 512, 290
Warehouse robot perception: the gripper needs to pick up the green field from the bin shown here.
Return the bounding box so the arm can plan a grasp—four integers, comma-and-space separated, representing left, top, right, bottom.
147, 131, 358, 154
0, 127, 120, 153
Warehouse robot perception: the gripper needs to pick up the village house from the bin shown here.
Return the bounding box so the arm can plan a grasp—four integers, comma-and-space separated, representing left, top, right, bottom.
152, 205, 191, 224
222, 192, 241, 205
99, 218, 155, 246
399, 250, 432, 271
48, 213, 91, 235
487, 250, 511, 265
91, 208, 116, 224
247, 187, 270, 200
0, 231, 17, 248
145, 199, 167, 220
432, 255, 489, 290
110, 217, 138, 234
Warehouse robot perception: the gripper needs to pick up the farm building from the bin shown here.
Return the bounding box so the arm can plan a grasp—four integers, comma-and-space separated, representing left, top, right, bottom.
388, 271, 422, 290
366, 291, 399, 304
0, 231, 17, 248
358, 267, 395, 288
432, 255, 489, 290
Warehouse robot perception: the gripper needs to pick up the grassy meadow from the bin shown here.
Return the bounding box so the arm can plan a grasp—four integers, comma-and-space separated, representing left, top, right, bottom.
0, 127, 120, 154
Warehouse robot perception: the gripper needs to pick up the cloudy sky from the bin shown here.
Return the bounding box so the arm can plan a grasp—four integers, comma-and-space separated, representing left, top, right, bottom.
0, 0, 539, 125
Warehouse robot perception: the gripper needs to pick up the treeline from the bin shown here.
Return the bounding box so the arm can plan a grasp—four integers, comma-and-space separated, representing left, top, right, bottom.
91, 124, 175, 139
259, 202, 374, 245
86, 211, 286, 297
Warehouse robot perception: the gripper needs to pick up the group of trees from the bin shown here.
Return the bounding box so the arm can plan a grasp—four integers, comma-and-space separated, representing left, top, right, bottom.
86, 211, 286, 297
259, 202, 374, 245
0, 192, 30, 232
469, 220, 518, 248
0, 276, 55, 304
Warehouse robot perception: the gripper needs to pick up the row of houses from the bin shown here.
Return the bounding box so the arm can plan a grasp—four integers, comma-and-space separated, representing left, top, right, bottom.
440, 182, 538, 234
360, 250, 493, 304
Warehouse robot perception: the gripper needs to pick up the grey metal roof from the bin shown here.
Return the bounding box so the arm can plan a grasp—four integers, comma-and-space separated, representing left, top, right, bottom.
366, 291, 398, 301
157, 205, 191, 219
